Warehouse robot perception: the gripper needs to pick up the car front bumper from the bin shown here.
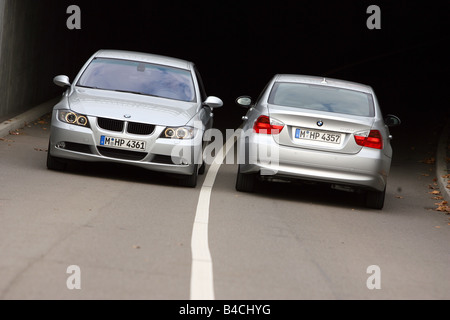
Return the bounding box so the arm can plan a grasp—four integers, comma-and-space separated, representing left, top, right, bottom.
48, 112, 203, 176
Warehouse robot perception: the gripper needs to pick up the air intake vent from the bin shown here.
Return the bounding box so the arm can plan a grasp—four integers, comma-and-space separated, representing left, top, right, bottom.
97, 147, 147, 161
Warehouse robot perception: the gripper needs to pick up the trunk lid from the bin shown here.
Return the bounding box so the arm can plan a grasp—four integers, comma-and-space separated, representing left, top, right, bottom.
269, 105, 375, 154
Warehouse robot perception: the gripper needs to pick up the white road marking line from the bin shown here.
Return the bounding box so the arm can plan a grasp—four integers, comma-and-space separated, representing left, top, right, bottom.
190, 133, 238, 300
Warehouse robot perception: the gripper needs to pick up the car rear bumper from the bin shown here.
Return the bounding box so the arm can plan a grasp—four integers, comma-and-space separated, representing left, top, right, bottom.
238, 136, 391, 192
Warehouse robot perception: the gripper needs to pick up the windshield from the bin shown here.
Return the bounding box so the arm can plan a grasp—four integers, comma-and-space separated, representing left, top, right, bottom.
268, 82, 375, 117
77, 58, 196, 102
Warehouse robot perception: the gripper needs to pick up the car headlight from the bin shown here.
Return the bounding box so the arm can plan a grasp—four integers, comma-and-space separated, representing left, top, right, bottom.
161, 126, 196, 140
58, 110, 90, 127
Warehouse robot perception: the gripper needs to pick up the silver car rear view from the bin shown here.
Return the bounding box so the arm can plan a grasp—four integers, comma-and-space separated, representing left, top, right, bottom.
47, 50, 223, 187
235, 74, 400, 209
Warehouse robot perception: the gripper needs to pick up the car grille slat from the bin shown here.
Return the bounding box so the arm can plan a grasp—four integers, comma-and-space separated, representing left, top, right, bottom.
97, 118, 155, 135
98, 118, 124, 132
127, 122, 155, 135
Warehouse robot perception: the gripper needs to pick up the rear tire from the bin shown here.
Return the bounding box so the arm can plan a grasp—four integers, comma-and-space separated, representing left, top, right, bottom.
365, 188, 386, 210
236, 165, 257, 192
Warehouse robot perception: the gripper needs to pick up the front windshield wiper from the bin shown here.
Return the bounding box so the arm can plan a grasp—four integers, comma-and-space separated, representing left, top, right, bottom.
77, 85, 162, 98
77, 85, 142, 95
113, 89, 144, 95
77, 85, 102, 89
113, 89, 162, 98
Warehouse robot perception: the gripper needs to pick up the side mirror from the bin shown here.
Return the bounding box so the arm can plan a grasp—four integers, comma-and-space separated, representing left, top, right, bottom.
203, 96, 223, 109
53, 75, 71, 88
236, 96, 252, 107
384, 114, 401, 127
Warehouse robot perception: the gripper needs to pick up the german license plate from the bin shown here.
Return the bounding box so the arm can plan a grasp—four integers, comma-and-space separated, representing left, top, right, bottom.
295, 128, 342, 144
99, 136, 146, 150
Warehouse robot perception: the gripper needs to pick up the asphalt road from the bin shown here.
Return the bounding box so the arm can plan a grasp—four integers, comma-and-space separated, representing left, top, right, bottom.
0, 111, 449, 300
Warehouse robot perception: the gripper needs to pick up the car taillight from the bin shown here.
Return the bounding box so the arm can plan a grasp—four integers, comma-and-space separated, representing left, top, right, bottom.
253, 115, 284, 134
354, 130, 383, 149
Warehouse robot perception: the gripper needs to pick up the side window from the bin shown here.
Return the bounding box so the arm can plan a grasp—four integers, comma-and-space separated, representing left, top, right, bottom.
194, 66, 208, 102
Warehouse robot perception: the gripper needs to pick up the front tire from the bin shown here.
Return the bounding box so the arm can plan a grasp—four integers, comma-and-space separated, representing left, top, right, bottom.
198, 161, 206, 175
178, 165, 199, 188
46, 143, 67, 171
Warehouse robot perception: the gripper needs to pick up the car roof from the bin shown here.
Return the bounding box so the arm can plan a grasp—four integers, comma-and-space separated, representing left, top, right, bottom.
274, 74, 374, 94
93, 49, 194, 70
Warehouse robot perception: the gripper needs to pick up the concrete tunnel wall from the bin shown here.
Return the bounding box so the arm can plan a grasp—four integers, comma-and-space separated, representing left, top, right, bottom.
0, 0, 74, 120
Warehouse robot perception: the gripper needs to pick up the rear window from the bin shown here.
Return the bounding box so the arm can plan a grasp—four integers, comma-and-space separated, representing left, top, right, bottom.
268, 82, 375, 117
77, 58, 196, 102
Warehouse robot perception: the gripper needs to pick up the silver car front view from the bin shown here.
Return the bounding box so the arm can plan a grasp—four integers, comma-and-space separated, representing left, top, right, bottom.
47, 50, 223, 187
235, 74, 400, 209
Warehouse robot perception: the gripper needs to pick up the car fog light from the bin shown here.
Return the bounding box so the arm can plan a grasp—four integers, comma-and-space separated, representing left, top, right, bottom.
57, 141, 66, 149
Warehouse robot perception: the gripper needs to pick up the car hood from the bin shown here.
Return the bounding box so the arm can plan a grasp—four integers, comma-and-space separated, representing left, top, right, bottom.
68, 88, 199, 127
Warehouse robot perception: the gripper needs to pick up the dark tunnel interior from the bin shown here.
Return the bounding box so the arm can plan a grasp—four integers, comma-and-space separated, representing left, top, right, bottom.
1, 0, 449, 131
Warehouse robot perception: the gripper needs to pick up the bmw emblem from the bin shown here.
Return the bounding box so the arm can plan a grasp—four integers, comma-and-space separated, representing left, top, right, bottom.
124, 114, 131, 119
317, 120, 324, 127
